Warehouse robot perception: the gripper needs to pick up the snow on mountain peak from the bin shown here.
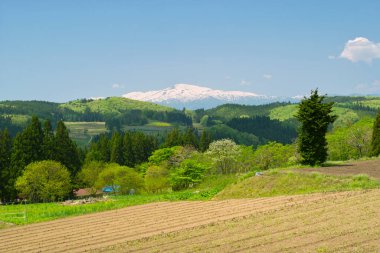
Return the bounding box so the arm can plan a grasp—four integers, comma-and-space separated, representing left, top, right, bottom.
123, 83, 261, 103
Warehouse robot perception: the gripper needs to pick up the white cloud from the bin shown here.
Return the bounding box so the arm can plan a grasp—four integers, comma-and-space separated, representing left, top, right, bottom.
355, 80, 380, 94
263, 74, 272, 80
340, 37, 380, 63
240, 79, 251, 86
112, 83, 124, 89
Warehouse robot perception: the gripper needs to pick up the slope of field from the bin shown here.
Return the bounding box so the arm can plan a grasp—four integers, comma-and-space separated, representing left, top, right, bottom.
299, 159, 380, 180
1, 190, 379, 253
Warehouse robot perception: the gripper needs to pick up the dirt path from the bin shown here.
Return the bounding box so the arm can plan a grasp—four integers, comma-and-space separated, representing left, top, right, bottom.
298, 159, 380, 180
1, 190, 379, 253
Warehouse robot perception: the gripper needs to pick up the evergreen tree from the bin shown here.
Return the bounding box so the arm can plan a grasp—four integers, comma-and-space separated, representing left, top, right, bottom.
164, 128, 182, 147
0, 129, 12, 201
98, 134, 111, 162
296, 89, 336, 165
182, 127, 199, 148
370, 109, 380, 156
42, 120, 56, 160
132, 132, 148, 165
55, 120, 81, 177
123, 132, 135, 167
110, 132, 124, 165
6, 116, 44, 200
199, 129, 212, 152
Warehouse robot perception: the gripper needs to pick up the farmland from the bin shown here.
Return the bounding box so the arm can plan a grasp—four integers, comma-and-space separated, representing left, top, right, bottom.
0, 190, 378, 252
65, 121, 107, 146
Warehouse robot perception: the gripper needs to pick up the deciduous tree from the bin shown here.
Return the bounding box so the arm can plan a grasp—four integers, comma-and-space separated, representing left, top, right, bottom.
15, 160, 72, 202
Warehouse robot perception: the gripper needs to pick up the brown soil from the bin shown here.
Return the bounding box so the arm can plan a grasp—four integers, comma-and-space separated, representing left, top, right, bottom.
1, 190, 379, 253
297, 159, 380, 180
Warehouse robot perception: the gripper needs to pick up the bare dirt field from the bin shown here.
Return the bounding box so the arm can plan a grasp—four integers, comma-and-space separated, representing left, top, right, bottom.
1, 190, 379, 253
298, 159, 380, 180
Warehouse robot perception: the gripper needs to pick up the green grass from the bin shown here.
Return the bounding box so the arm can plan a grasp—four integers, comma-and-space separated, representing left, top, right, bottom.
0, 175, 238, 226
214, 171, 380, 200
145, 121, 173, 127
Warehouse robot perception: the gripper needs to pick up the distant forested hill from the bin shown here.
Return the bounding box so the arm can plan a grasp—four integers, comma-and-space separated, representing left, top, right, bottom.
0, 97, 191, 136
1, 96, 379, 147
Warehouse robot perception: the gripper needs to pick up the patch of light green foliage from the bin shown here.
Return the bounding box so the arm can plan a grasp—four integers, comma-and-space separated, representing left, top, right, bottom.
269, 104, 298, 121
331, 107, 359, 128
359, 99, 380, 109
145, 121, 173, 127
9, 114, 31, 126
327, 118, 374, 161
60, 97, 174, 117
214, 171, 380, 200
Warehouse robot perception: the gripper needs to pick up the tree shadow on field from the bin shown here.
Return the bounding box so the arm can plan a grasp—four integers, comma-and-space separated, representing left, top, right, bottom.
321, 162, 354, 168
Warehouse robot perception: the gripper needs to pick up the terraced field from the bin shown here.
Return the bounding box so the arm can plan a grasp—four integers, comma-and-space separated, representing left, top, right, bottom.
1, 190, 379, 253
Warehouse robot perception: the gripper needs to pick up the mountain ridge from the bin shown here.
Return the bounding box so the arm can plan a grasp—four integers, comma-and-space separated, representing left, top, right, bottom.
123, 84, 300, 109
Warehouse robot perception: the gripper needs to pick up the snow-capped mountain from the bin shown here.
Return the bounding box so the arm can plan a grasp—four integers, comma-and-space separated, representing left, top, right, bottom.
123, 84, 299, 109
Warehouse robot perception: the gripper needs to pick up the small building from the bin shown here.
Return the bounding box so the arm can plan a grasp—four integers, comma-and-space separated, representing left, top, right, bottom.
74, 188, 103, 199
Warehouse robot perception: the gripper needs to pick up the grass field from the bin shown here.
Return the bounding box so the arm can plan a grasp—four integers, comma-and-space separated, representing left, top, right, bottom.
0, 175, 237, 225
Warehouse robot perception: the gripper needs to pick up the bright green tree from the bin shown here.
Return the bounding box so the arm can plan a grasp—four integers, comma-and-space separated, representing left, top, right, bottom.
15, 160, 72, 202
253, 142, 296, 170
170, 159, 207, 191
370, 110, 380, 156
296, 89, 336, 165
78, 161, 106, 195
144, 165, 169, 193
96, 164, 144, 194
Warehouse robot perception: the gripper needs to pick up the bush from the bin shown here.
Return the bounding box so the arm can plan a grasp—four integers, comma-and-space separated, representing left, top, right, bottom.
144, 166, 170, 193
15, 160, 72, 202
253, 142, 296, 170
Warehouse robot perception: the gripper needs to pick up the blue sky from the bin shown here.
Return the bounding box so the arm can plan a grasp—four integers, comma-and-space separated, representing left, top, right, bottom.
1, 0, 379, 102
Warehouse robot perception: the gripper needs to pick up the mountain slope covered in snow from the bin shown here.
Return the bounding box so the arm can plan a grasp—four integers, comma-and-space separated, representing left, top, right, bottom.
123, 84, 299, 109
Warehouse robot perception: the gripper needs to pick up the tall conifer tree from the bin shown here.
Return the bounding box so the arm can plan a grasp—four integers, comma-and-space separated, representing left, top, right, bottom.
110, 132, 124, 164
370, 109, 380, 156
55, 120, 81, 176
296, 89, 336, 165
42, 120, 56, 160
0, 129, 12, 201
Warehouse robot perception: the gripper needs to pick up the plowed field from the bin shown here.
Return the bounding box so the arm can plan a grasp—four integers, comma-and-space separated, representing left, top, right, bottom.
1, 190, 379, 253
299, 159, 380, 180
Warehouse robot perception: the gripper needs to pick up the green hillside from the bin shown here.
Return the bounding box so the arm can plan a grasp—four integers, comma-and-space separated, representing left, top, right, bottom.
60, 97, 174, 117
